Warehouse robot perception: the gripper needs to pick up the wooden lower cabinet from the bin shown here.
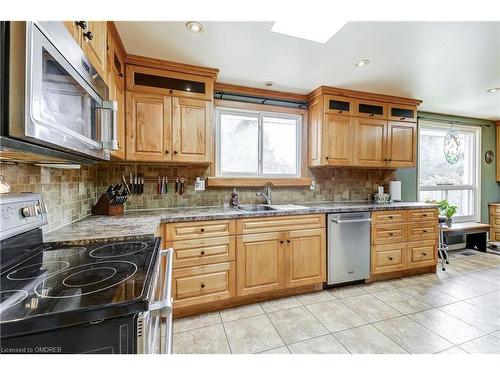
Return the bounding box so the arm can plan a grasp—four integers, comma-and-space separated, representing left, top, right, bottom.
407, 240, 436, 268
372, 243, 407, 274
236, 232, 284, 296
489, 203, 500, 241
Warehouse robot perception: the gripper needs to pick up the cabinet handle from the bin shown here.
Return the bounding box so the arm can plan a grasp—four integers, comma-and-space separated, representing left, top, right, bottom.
423, 214, 428, 217
169, 89, 173, 94
388, 233, 394, 236
400, 117, 406, 120
423, 230, 428, 233
422, 252, 427, 256
325, 156, 329, 160
388, 216, 393, 219
338, 110, 343, 114
369, 113, 375, 117
200, 283, 205, 288
174, 151, 178, 154
384, 158, 388, 162
118, 72, 124, 78
165, 150, 169, 154
200, 250, 205, 255
280, 240, 284, 244
200, 228, 205, 232
388, 257, 393, 261
83, 31, 94, 41
388, 159, 392, 162
287, 239, 291, 243
76, 21, 87, 30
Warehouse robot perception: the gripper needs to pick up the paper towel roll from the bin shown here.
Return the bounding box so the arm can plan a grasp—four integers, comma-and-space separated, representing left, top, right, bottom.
389, 181, 401, 202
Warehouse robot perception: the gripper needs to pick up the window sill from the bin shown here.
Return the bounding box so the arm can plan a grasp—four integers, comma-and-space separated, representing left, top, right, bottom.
207, 177, 312, 187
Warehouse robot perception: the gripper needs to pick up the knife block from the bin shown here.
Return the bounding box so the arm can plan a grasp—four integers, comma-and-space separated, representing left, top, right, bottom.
92, 193, 124, 216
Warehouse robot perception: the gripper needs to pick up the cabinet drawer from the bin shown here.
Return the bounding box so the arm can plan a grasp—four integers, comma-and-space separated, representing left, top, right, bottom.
372, 224, 407, 245
236, 214, 325, 235
406, 209, 437, 222
489, 205, 500, 215
172, 262, 235, 308
407, 223, 437, 241
169, 236, 235, 269
164, 220, 235, 241
407, 241, 436, 268
371, 210, 406, 225
372, 244, 407, 274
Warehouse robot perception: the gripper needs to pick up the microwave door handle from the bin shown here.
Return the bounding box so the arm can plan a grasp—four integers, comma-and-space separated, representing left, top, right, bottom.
101, 100, 118, 150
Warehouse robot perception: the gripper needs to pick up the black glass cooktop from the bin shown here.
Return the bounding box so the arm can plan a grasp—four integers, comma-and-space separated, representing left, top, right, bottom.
0, 237, 160, 337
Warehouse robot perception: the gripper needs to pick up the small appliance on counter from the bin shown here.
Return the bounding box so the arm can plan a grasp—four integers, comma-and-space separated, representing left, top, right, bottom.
0, 193, 173, 354
389, 180, 402, 202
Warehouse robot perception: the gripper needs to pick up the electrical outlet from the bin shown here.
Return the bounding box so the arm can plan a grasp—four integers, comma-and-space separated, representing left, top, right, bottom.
342, 190, 350, 199
194, 177, 205, 191
310, 180, 317, 190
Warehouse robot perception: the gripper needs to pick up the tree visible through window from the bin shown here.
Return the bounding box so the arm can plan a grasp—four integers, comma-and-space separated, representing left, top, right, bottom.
216, 108, 301, 177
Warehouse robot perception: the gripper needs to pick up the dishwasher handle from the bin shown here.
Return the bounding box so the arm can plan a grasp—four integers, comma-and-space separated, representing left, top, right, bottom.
331, 218, 372, 224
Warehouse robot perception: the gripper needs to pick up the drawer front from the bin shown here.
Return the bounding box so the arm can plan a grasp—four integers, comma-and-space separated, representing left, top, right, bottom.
490, 205, 500, 215
491, 216, 500, 227
407, 223, 437, 241
372, 224, 407, 245
172, 262, 235, 308
407, 240, 436, 268
406, 209, 438, 222
371, 210, 406, 225
169, 236, 235, 269
164, 220, 235, 241
237, 214, 325, 235
372, 244, 407, 274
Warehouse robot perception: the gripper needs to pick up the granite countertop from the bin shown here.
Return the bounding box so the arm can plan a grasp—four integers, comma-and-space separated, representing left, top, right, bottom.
43, 201, 437, 245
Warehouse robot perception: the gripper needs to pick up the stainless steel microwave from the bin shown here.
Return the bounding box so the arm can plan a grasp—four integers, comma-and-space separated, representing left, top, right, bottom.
1, 21, 117, 163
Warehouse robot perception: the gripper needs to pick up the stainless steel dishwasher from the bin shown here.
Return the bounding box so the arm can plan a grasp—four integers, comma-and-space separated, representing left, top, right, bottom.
327, 212, 371, 285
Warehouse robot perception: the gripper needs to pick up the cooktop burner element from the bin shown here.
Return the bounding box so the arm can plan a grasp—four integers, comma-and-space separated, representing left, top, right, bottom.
0, 290, 28, 313
34, 261, 138, 299
7, 261, 70, 280
89, 242, 148, 259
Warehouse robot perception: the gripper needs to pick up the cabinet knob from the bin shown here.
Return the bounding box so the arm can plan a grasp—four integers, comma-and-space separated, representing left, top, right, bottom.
200, 228, 205, 232
388, 233, 394, 236
423, 214, 428, 217
388, 159, 392, 162
400, 117, 406, 120
338, 110, 343, 114
388, 257, 393, 261
423, 230, 428, 233
118, 72, 124, 78
369, 113, 375, 117
76, 21, 87, 30
388, 216, 393, 219
83, 31, 94, 41
287, 239, 291, 243
384, 158, 388, 162
169, 89, 173, 94
325, 156, 329, 160
200, 283, 205, 288
200, 250, 205, 255
280, 240, 284, 244
165, 150, 169, 154
422, 252, 427, 256
174, 151, 178, 154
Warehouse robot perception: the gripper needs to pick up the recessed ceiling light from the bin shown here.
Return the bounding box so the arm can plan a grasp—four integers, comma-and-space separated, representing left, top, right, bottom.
264, 81, 275, 87
486, 87, 500, 93
271, 20, 346, 43
355, 59, 370, 67
186, 21, 203, 33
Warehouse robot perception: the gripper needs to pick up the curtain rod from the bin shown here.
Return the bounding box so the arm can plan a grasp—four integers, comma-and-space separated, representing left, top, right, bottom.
417, 115, 491, 128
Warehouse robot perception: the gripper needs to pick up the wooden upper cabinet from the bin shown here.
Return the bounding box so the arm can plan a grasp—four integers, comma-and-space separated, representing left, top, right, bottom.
324, 95, 354, 116
126, 65, 214, 101
496, 123, 500, 181
355, 99, 387, 119
386, 121, 416, 168
64, 21, 107, 81
126, 92, 171, 162
388, 103, 417, 122
172, 97, 212, 163
353, 118, 387, 167
308, 96, 323, 167
323, 114, 354, 166
285, 229, 326, 288
236, 232, 285, 296
107, 22, 125, 86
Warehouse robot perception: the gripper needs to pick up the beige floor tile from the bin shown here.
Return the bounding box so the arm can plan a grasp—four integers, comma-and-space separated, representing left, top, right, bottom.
465, 291, 500, 314
173, 324, 230, 354
296, 290, 336, 305
439, 301, 500, 333
459, 331, 500, 353
341, 294, 401, 323
220, 303, 264, 323
257, 346, 290, 354
372, 289, 433, 314
287, 334, 349, 354
436, 346, 468, 354
173, 311, 221, 334
268, 306, 328, 344
357, 281, 395, 293
306, 300, 367, 332
328, 285, 367, 298
408, 309, 484, 345
223, 314, 284, 354
452, 275, 499, 293
424, 280, 484, 300
399, 283, 459, 307
260, 296, 302, 313
334, 324, 407, 354
374, 316, 453, 354
385, 277, 422, 288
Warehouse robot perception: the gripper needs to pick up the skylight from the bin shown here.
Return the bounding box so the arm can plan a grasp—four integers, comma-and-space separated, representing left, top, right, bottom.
270, 20, 346, 43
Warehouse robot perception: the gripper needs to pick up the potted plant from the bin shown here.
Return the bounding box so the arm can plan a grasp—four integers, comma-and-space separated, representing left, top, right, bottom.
437, 200, 457, 227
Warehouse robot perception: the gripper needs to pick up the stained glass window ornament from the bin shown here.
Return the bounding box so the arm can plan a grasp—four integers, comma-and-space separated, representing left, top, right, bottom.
443, 127, 461, 164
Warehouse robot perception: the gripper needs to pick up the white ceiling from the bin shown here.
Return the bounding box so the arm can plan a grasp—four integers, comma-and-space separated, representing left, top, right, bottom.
116, 21, 500, 120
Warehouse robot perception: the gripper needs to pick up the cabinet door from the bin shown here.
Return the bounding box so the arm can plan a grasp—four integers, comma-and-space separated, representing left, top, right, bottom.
387, 104, 417, 122
308, 96, 323, 167
323, 114, 354, 166
110, 76, 126, 159
63, 21, 82, 44
81, 21, 107, 80
323, 95, 354, 116
126, 92, 171, 161
386, 121, 416, 168
353, 118, 387, 167
285, 229, 326, 288
496, 124, 500, 181
172, 97, 212, 163
236, 232, 285, 296
355, 99, 387, 119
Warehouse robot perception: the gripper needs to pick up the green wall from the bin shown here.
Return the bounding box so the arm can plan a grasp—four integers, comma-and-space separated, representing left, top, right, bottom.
395, 112, 500, 223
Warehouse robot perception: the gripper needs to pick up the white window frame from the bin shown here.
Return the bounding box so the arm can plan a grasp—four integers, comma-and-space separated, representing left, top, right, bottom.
215, 107, 302, 178
417, 121, 481, 223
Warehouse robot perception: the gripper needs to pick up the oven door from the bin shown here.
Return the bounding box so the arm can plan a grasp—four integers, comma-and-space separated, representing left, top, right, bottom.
21, 22, 117, 160
136, 247, 174, 354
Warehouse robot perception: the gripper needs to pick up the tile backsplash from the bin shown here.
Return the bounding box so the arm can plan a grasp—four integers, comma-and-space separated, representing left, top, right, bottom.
1, 161, 395, 232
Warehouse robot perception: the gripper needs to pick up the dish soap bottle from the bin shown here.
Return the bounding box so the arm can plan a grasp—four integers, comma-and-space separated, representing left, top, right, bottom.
230, 188, 239, 207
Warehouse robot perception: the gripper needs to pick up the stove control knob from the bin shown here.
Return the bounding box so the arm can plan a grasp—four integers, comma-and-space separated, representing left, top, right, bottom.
21, 206, 35, 217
